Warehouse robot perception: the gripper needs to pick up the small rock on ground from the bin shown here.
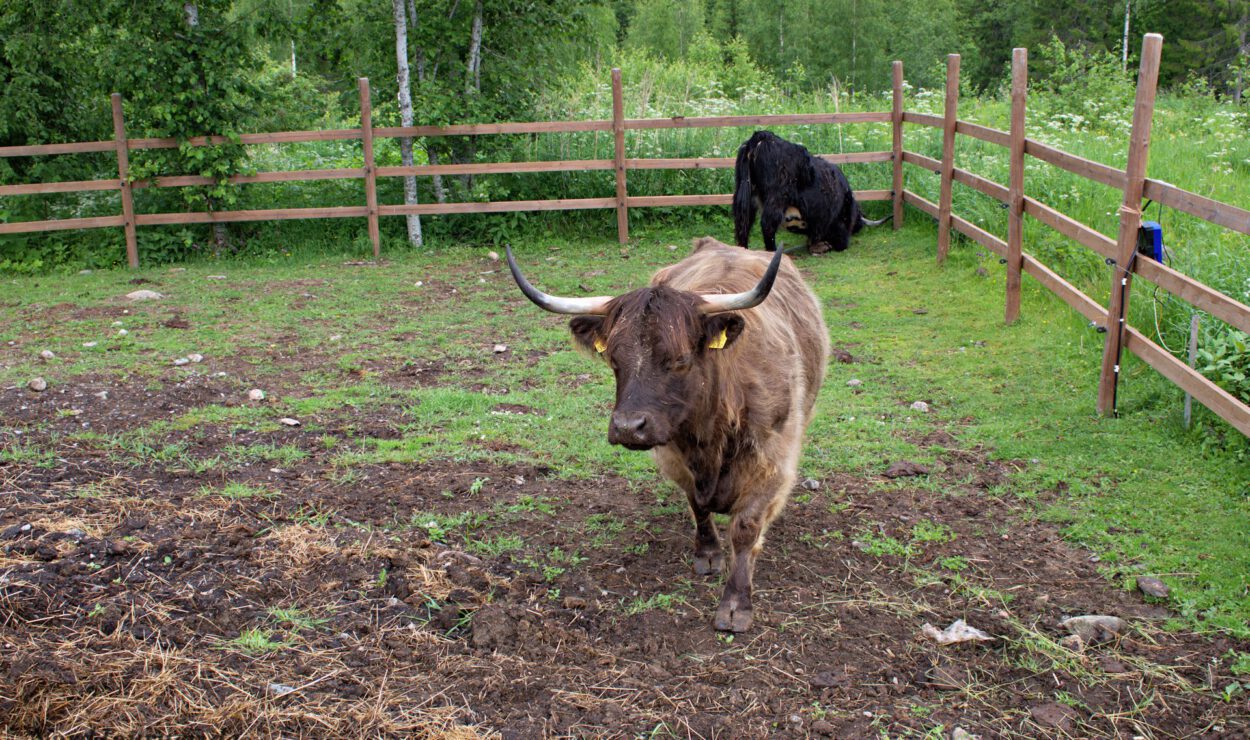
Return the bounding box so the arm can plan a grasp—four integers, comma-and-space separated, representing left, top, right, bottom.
1136, 576, 1170, 598
27, 377, 47, 392
801, 478, 821, 491
952, 727, 980, 740
125, 289, 164, 301
188, 353, 204, 363
910, 400, 930, 412
173, 357, 190, 366
39, 350, 55, 360
847, 378, 862, 387
279, 418, 300, 427
247, 389, 266, 402
492, 344, 508, 354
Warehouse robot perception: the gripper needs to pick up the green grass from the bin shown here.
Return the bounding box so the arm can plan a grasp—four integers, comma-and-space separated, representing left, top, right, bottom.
221, 628, 286, 655
199, 482, 279, 500
268, 607, 330, 633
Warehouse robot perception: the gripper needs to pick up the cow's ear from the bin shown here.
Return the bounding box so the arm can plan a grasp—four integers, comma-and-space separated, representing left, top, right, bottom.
569, 316, 607, 355
702, 314, 745, 352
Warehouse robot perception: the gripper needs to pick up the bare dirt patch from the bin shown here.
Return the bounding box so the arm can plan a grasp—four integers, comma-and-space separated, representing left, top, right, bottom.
2, 353, 1248, 737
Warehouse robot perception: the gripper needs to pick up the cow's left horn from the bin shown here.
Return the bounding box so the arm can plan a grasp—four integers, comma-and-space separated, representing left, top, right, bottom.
506, 245, 613, 315
699, 246, 785, 313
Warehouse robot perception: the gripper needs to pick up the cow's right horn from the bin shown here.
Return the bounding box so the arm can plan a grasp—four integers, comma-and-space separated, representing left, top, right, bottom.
506, 245, 612, 315
699, 246, 785, 313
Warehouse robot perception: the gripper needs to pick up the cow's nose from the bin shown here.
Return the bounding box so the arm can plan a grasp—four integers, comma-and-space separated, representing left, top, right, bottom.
611, 411, 647, 436
609, 411, 653, 447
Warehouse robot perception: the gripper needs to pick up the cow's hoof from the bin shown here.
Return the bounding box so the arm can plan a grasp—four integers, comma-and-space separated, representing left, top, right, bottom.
809, 241, 833, 255
693, 552, 723, 576
713, 603, 754, 632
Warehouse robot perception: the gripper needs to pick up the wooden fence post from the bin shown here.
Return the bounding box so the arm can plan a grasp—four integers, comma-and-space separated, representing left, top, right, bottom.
611, 68, 628, 244
936, 54, 960, 263
891, 61, 904, 229
358, 77, 380, 259
110, 93, 138, 269
1097, 33, 1163, 416
1005, 48, 1027, 324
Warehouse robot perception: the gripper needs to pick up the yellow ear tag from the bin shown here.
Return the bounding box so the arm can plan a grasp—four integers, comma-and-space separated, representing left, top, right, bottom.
708, 328, 728, 350
594, 338, 607, 354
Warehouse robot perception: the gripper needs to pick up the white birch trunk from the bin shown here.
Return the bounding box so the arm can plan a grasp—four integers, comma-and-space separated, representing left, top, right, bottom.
466, 0, 483, 95
1237, 12, 1247, 105
1121, 0, 1131, 73
463, 1, 484, 190
393, 0, 422, 245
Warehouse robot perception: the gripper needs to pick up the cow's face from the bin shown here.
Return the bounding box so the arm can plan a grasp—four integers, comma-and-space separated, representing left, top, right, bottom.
505, 243, 782, 450
568, 287, 744, 450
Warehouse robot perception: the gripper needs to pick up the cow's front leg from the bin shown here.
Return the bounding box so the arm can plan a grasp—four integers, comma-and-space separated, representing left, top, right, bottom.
714, 511, 763, 632
689, 501, 724, 576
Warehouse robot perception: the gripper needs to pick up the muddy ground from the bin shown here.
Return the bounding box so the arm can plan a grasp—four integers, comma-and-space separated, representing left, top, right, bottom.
2, 337, 1249, 738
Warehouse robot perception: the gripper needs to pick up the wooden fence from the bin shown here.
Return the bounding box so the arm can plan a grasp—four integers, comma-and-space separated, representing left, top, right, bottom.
1, 38, 1248, 436
901, 34, 1250, 437
0, 72, 892, 261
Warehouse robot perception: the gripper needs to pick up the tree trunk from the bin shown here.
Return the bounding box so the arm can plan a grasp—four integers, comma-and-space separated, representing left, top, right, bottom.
1237, 10, 1247, 105
289, 0, 296, 75
463, 0, 483, 190
429, 148, 447, 203
1121, 0, 1131, 73
466, 0, 483, 96
393, 0, 422, 246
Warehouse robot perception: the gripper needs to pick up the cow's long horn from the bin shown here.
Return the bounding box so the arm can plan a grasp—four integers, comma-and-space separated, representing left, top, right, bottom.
506, 245, 612, 315
699, 246, 785, 313
861, 214, 893, 227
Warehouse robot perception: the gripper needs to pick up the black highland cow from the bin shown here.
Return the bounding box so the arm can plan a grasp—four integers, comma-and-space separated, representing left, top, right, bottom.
733, 130, 887, 253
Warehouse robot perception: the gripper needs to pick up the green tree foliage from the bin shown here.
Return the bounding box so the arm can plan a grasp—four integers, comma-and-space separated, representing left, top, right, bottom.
626, 0, 705, 60
0, 2, 110, 180
106, 1, 260, 211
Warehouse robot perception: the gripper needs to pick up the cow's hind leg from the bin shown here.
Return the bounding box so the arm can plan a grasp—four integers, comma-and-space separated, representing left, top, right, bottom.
714, 479, 791, 632
760, 202, 786, 253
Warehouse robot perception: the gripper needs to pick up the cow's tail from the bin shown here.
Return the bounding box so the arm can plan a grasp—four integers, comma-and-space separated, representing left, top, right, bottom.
732, 137, 757, 248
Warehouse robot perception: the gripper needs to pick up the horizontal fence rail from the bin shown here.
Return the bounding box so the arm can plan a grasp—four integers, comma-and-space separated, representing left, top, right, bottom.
2, 49, 1248, 437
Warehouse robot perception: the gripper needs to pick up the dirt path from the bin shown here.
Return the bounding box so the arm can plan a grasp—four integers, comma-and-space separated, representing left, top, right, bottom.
2, 362, 1247, 739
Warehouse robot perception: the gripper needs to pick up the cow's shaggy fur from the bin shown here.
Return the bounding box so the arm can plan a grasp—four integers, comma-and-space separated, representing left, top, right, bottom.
566, 237, 829, 631
733, 130, 881, 253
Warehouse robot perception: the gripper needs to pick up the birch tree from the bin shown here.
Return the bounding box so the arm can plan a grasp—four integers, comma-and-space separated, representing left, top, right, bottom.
393, 0, 422, 245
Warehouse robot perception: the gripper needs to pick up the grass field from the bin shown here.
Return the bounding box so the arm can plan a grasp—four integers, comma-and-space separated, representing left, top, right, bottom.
2, 215, 1249, 736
